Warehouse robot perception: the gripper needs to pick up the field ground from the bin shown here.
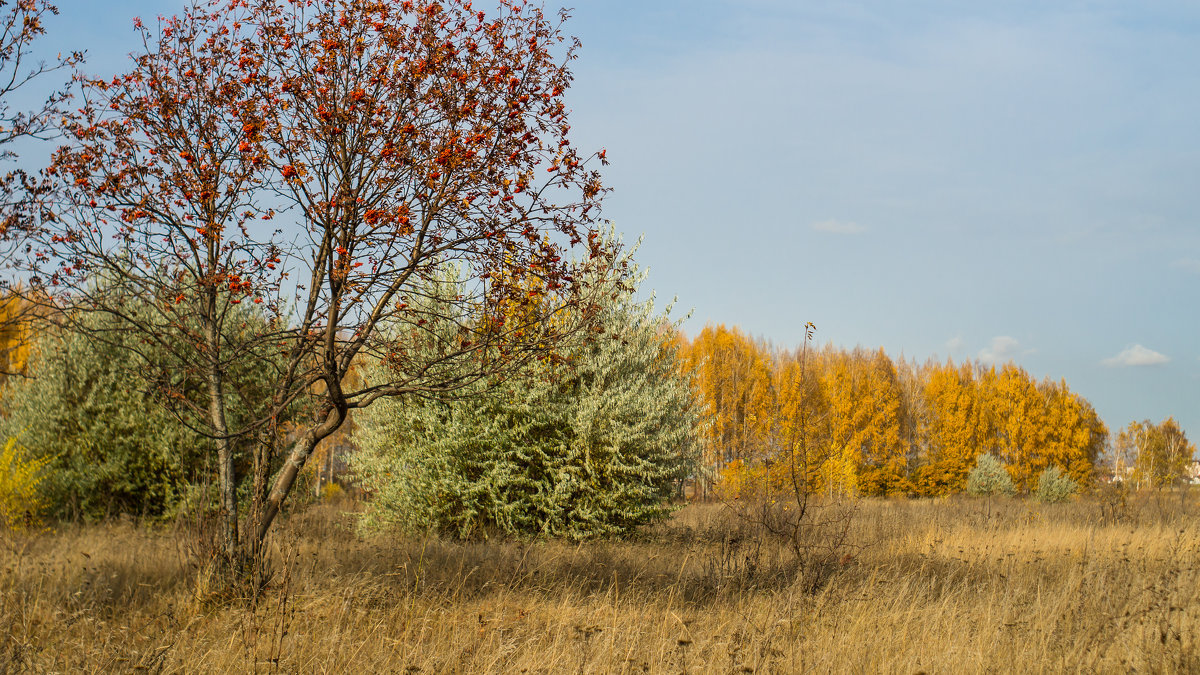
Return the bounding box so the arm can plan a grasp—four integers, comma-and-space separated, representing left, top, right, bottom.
3, 493, 1200, 673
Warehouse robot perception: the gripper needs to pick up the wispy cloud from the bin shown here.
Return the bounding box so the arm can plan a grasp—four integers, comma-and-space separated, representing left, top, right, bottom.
1102, 344, 1170, 367
978, 336, 1020, 364
811, 219, 866, 235
1171, 259, 1200, 274
945, 335, 964, 352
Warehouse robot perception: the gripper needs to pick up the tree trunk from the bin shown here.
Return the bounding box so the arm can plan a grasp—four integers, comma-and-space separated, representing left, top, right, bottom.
244, 426, 278, 561
202, 295, 238, 563
207, 359, 238, 561
252, 405, 345, 546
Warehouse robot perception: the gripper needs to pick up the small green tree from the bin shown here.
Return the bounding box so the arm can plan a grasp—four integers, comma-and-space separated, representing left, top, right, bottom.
965, 453, 1016, 497
353, 248, 700, 540
1035, 465, 1078, 504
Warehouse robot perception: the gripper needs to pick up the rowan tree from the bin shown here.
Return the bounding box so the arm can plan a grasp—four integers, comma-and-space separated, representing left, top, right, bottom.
0, 0, 80, 230
0, 0, 81, 373
36, 2, 291, 562
33, 0, 614, 566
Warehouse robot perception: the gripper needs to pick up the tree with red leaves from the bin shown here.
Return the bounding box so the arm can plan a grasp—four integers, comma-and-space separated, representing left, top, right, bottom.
0, 0, 81, 239
34, 0, 614, 568
0, 0, 81, 374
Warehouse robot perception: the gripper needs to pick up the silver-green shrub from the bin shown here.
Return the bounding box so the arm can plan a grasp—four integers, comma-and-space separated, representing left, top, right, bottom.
1035, 465, 1079, 503
965, 453, 1016, 497
0, 300, 292, 520
0, 323, 200, 519
352, 246, 700, 540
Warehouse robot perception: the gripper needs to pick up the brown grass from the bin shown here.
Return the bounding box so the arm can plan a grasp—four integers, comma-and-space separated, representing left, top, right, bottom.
3, 491, 1200, 673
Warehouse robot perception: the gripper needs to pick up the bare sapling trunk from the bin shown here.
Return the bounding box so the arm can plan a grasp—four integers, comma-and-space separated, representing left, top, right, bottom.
716, 323, 861, 589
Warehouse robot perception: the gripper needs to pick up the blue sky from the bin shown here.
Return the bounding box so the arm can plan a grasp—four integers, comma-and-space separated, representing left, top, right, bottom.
43, 1, 1200, 440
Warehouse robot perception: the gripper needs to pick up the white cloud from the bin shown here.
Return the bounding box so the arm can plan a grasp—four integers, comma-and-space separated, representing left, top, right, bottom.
978, 336, 1020, 364
811, 219, 865, 235
945, 335, 964, 352
1102, 344, 1170, 367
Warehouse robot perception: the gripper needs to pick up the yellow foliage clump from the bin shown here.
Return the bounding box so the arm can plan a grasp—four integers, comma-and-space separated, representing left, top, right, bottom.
0, 290, 34, 377
680, 324, 774, 499
682, 322, 1107, 501
0, 437, 52, 531
320, 482, 346, 503
715, 459, 769, 502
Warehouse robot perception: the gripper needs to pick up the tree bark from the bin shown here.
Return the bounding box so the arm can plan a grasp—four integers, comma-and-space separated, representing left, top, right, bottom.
252, 405, 345, 545
202, 294, 238, 562
207, 355, 238, 561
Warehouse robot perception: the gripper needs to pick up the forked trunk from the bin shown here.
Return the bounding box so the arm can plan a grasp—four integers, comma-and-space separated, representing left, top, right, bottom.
251, 406, 346, 546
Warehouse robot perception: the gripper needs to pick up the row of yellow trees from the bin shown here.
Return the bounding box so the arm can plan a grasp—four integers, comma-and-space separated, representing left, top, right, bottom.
680, 324, 1109, 498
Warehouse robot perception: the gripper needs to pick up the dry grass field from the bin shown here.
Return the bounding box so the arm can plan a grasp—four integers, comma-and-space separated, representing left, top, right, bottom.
3, 492, 1200, 674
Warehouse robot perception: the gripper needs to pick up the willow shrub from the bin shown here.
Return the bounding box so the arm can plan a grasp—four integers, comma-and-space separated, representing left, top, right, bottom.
1035, 465, 1079, 504
353, 253, 701, 540
966, 453, 1017, 497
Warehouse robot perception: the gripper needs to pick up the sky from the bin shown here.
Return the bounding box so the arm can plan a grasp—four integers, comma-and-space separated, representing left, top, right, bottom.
36, 1, 1200, 440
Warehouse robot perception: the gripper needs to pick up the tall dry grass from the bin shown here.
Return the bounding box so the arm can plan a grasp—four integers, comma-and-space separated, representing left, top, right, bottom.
3, 491, 1199, 673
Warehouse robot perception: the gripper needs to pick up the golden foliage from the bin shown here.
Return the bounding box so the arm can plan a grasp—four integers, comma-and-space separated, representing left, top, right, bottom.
914, 362, 987, 495
0, 289, 34, 377
0, 437, 51, 531
680, 325, 774, 496
683, 325, 1107, 499
714, 458, 768, 502
820, 349, 907, 497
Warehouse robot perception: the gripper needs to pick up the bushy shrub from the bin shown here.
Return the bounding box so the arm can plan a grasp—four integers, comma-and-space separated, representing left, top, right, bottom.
965, 454, 1016, 497
353, 248, 700, 540
1035, 465, 1079, 503
320, 482, 346, 504
0, 324, 202, 519
0, 437, 52, 531
0, 299, 295, 521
